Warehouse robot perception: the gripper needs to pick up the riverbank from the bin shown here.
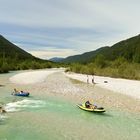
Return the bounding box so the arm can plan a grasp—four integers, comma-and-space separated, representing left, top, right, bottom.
64, 72, 140, 99
8, 69, 140, 113
9, 69, 140, 99
0, 69, 140, 140
9, 68, 64, 85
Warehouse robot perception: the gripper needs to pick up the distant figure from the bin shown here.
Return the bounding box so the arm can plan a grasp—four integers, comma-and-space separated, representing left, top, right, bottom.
87, 75, 89, 84
92, 75, 95, 84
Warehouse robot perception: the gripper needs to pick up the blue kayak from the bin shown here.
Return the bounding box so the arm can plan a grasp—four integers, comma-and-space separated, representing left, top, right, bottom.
12, 92, 30, 97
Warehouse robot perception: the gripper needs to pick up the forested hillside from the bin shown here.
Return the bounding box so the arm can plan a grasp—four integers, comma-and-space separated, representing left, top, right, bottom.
64, 34, 140, 80
63, 34, 140, 64
0, 35, 57, 73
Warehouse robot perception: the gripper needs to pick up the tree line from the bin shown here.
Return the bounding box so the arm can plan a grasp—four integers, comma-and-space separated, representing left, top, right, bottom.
0, 57, 60, 73
66, 55, 140, 80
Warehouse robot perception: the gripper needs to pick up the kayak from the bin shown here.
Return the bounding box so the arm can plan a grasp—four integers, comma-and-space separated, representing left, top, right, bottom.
77, 103, 105, 113
12, 92, 30, 97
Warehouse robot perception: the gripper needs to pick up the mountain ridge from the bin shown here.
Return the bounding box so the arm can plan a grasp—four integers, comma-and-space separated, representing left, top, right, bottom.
49, 57, 64, 62
62, 34, 140, 63
0, 35, 35, 60
0, 35, 55, 73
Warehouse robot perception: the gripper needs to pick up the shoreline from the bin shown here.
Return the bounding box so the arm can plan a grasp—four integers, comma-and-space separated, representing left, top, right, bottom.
9, 69, 140, 99
0, 69, 139, 140
9, 68, 64, 85
64, 72, 140, 100
8, 69, 140, 113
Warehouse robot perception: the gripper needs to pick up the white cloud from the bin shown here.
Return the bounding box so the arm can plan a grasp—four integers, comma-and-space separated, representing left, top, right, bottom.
29, 49, 78, 59
0, 0, 140, 58
1, 0, 139, 29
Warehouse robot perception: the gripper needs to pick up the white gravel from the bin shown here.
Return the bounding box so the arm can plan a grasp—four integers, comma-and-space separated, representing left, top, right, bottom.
9, 69, 63, 85
64, 72, 140, 99
9, 69, 140, 99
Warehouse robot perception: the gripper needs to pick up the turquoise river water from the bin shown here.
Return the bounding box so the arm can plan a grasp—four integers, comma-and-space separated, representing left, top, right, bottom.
0, 71, 140, 140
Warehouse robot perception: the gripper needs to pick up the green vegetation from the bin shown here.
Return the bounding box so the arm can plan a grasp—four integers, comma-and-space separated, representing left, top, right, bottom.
62, 35, 140, 64
0, 35, 60, 73
67, 57, 140, 80
1, 33, 140, 80
64, 34, 140, 80
62, 47, 110, 63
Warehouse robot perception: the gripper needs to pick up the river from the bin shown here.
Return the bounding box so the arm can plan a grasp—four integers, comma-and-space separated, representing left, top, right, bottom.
0, 70, 140, 140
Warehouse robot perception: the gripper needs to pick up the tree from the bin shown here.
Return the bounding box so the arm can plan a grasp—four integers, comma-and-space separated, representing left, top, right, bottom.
94, 54, 107, 68
0, 62, 9, 73
133, 53, 140, 63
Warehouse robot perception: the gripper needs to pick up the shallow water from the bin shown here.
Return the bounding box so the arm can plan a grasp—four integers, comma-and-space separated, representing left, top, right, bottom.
0, 71, 140, 140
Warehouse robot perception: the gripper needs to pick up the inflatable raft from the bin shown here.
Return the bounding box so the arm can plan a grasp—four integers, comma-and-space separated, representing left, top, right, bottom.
77, 103, 105, 113
12, 92, 30, 97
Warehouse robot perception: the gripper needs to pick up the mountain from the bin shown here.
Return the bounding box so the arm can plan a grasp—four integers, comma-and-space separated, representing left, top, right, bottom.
0, 35, 35, 60
105, 34, 140, 62
62, 34, 140, 63
0, 35, 55, 73
65, 34, 140, 80
61, 47, 110, 63
49, 57, 64, 62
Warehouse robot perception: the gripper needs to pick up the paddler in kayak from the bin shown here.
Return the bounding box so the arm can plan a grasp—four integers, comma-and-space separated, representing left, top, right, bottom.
13, 88, 18, 94
13, 88, 23, 94
85, 100, 91, 108
85, 101, 97, 109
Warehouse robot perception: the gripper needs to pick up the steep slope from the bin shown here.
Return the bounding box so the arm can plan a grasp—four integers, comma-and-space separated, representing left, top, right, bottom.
0, 35, 34, 60
0, 35, 55, 73
62, 46, 110, 63
107, 34, 140, 62
62, 34, 140, 63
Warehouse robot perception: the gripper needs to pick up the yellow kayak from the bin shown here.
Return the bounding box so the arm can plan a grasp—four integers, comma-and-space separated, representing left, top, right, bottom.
77, 103, 105, 113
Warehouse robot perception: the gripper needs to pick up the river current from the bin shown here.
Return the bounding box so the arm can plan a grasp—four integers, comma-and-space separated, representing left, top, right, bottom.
0, 71, 140, 140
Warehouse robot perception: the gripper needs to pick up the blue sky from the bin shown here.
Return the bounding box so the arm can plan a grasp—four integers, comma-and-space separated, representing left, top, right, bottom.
0, 0, 140, 59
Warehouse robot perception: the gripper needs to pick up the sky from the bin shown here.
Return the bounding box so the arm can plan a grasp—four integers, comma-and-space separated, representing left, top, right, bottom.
0, 0, 140, 59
